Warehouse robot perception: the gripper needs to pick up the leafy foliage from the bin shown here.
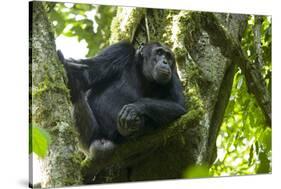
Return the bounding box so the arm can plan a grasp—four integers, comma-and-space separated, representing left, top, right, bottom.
210, 70, 271, 176
210, 15, 272, 176
242, 16, 272, 84
48, 2, 116, 57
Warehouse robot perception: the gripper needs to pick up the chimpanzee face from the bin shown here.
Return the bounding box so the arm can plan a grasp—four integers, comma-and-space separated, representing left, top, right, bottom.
141, 43, 175, 85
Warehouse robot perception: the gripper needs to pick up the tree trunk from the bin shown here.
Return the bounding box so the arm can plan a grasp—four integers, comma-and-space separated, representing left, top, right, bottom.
30, 2, 83, 187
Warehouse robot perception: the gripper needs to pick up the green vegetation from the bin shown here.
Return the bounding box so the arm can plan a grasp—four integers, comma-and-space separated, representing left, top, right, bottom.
30, 124, 51, 158
48, 2, 116, 57
210, 16, 272, 176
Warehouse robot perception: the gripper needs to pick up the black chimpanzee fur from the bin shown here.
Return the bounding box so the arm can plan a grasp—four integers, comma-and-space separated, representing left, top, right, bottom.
57, 41, 186, 158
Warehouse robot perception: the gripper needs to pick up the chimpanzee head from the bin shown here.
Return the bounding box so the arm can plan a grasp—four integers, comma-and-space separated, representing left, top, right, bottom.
138, 42, 176, 85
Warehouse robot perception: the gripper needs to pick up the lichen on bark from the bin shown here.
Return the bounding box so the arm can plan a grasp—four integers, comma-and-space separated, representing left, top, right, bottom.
30, 2, 83, 187
110, 7, 145, 43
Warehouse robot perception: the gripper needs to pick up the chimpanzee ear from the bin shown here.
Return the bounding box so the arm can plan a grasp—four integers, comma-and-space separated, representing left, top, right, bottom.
136, 42, 145, 57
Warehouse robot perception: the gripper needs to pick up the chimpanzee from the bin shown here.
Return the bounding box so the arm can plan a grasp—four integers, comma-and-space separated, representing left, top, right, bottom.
57, 41, 186, 158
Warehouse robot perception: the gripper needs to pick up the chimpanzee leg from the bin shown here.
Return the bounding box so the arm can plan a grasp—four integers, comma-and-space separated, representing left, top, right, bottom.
73, 89, 99, 154
74, 89, 115, 159
58, 50, 115, 158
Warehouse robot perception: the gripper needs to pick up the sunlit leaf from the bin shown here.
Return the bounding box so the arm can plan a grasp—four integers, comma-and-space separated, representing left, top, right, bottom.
183, 165, 210, 178
30, 125, 51, 158
237, 76, 243, 89
259, 128, 272, 152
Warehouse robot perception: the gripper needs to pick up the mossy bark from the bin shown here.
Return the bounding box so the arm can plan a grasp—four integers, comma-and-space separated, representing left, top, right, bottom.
30, 2, 83, 187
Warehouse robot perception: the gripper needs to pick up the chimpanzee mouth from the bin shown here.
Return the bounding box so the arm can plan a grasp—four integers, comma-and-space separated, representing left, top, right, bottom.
158, 69, 170, 76
155, 71, 171, 84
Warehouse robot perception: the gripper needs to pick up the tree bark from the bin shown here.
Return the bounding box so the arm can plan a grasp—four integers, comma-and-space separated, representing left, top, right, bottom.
30, 2, 83, 187
197, 13, 271, 127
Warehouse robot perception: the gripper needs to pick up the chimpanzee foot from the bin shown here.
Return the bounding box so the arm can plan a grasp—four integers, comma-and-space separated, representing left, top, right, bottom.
89, 139, 115, 160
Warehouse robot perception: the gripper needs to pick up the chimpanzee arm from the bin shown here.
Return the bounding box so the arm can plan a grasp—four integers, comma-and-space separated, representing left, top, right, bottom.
83, 42, 136, 87
134, 76, 186, 126
57, 50, 89, 69
57, 41, 136, 90
57, 50, 91, 103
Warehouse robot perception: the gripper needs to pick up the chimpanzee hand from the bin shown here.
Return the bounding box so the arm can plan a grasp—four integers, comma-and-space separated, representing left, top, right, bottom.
117, 104, 143, 136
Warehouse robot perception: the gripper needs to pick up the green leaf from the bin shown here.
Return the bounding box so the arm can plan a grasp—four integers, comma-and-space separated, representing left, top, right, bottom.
74, 4, 93, 11
259, 128, 272, 152
30, 125, 51, 158
183, 165, 210, 178
257, 151, 270, 174
255, 141, 260, 154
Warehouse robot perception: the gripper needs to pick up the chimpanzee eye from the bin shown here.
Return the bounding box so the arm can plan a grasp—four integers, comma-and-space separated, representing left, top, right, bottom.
157, 49, 163, 56
165, 52, 171, 60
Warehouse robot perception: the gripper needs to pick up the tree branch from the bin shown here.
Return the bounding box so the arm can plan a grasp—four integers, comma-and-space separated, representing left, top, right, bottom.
253, 16, 264, 69
81, 109, 202, 183
194, 12, 271, 127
